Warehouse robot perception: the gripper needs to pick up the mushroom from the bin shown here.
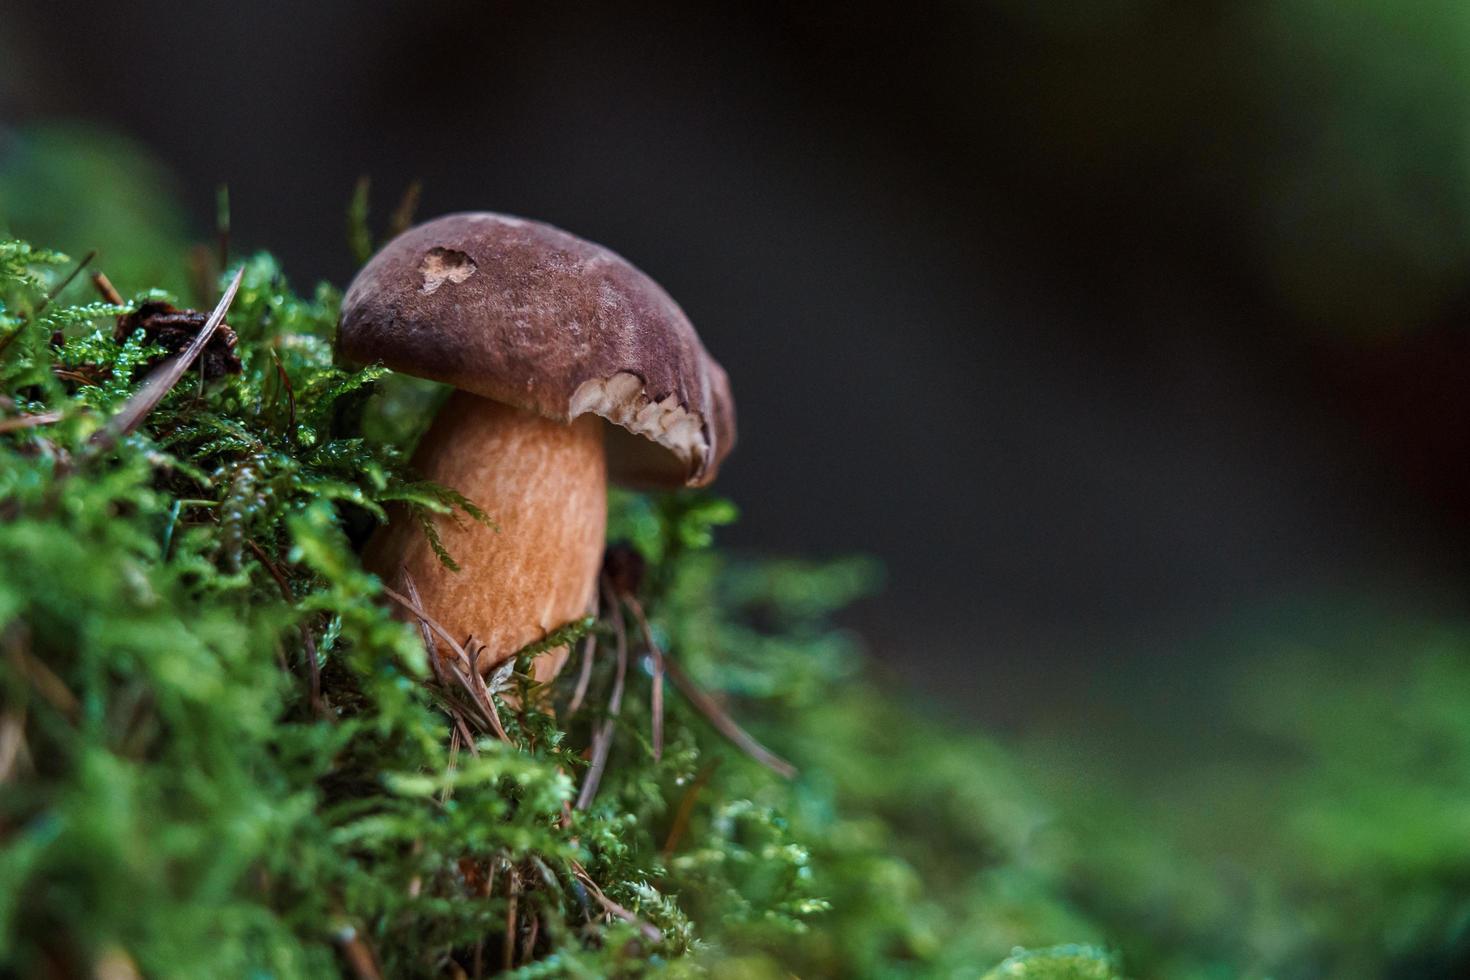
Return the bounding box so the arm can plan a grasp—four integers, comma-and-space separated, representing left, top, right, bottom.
338, 212, 735, 686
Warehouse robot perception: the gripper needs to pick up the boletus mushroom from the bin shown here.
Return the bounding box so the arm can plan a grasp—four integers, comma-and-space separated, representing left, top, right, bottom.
338, 212, 735, 686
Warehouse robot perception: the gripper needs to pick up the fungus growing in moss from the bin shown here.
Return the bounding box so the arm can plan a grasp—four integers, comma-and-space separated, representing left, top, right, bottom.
339, 212, 736, 684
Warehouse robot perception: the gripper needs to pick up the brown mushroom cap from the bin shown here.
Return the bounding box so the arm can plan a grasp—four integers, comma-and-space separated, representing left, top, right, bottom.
338, 212, 735, 487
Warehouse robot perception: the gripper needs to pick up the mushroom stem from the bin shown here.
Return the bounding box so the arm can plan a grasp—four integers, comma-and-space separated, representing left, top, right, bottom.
366, 390, 607, 684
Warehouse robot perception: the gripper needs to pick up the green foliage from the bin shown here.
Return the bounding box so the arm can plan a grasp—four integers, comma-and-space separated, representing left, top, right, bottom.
0, 124, 194, 296
1019, 616, 1470, 980
8, 132, 1470, 978
982, 946, 1122, 980
0, 237, 1114, 977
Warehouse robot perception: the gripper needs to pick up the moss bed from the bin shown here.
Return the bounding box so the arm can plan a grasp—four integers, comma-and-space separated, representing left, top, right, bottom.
7, 133, 1470, 978
0, 230, 1129, 977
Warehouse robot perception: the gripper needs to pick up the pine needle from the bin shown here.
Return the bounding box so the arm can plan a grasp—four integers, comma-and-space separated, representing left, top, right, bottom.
32, 248, 95, 318
92, 265, 243, 451
382, 578, 510, 743
626, 596, 665, 761
568, 614, 599, 714
663, 654, 796, 780
246, 538, 323, 716
0, 410, 63, 433
576, 578, 630, 810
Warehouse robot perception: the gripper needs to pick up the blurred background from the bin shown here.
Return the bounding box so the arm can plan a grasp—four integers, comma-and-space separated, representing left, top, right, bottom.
8, 2, 1470, 974
7, 3, 1470, 721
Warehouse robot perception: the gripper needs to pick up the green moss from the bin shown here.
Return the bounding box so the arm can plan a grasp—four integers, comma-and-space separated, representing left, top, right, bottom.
11, 132, 1470, 979
0, 236, 1118, 977
0, 124, 195, 297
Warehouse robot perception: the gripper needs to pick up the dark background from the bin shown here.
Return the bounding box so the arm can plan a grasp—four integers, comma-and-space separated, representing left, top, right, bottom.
6, 2, 1470, 727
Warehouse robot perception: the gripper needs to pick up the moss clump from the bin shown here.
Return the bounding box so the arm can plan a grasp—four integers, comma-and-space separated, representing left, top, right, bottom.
15, 131, 1470, 979
0, 236, 1121, 978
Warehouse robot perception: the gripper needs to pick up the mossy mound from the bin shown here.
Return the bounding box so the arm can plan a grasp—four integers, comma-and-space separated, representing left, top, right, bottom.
0, 237, 1118, 977
10, 130, 1470, 978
